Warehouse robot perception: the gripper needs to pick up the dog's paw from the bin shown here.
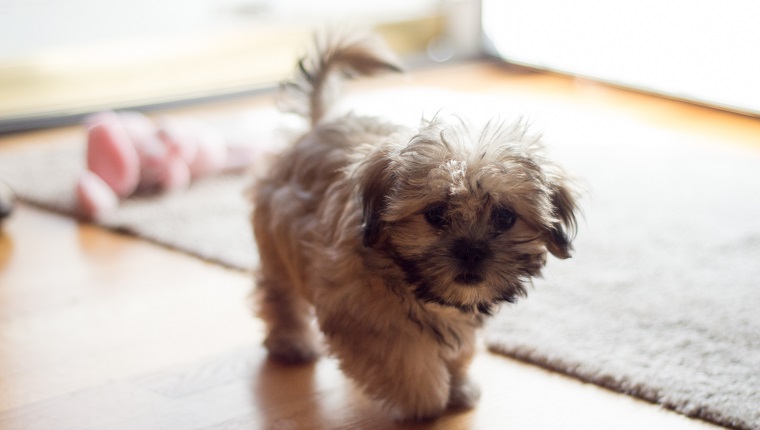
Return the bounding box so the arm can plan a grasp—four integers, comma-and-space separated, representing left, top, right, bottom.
388, 403, 446, 422
385, 387, 449, 421
264, 333, 320, 365
448, 378, 481, 410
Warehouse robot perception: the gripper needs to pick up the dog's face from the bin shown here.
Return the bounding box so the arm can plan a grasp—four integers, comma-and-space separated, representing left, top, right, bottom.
359, 119, 577, 314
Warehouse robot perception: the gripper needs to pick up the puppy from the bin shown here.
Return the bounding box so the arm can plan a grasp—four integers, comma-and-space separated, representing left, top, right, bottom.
251, 33, 578, 420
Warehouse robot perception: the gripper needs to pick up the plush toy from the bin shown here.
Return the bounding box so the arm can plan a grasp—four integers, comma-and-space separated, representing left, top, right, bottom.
76, 111, 263, 218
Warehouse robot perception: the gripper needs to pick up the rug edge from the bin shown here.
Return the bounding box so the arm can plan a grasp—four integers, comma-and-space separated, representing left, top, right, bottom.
486, 342, 753, 430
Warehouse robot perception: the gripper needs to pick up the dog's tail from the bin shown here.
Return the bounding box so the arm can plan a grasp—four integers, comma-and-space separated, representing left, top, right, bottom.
278, 33, 402, 127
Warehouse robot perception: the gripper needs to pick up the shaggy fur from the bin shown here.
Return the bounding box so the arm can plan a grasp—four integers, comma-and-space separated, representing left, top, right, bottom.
251, 33, 579, 420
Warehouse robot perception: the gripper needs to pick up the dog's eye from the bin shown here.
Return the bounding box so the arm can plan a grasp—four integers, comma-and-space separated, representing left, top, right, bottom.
424, 204, 449, 228
493, 207, 517, 231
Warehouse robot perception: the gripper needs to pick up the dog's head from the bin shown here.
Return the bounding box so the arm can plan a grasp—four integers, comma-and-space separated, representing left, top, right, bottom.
358, 118, 578, 314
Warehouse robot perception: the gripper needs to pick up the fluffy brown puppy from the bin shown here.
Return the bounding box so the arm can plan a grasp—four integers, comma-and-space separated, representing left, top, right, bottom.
251, 33, 578, 420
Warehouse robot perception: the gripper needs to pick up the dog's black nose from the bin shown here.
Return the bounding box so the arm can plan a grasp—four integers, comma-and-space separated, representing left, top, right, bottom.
451, 238, 491, 271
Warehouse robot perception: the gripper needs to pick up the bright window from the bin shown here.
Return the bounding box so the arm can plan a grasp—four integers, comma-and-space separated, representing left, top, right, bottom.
0, 0, 444, 132
482, 0, 760, 115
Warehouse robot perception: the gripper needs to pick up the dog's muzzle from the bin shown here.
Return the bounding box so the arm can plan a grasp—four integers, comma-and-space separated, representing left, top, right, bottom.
451, 238, 490, 285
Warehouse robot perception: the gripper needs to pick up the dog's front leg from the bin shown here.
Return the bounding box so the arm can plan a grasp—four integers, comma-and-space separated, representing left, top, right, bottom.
323, 322, 452, 421
445, 338, 481, 410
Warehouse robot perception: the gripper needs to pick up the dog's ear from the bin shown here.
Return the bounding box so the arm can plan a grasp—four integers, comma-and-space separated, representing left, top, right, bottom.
357, 149, 395, 247
544, 180, 579, 259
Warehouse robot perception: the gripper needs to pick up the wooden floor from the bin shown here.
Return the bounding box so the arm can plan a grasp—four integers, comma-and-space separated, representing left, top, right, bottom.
2, 62, 757, 430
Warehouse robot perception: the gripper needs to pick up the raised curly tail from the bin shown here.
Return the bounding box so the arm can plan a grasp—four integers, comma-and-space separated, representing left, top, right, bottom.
278, 33, 403, 127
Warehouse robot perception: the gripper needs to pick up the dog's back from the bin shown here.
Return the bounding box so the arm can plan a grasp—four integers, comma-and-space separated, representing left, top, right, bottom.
253, 34, 401, 311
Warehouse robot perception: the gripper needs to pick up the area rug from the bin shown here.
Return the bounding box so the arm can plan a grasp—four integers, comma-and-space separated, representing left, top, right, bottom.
1, 90, 758, 430
0, 142, 258, 270
485, 121, 760, 430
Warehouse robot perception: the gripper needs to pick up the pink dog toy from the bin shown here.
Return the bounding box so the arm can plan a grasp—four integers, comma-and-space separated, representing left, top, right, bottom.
76, 111, 260, 218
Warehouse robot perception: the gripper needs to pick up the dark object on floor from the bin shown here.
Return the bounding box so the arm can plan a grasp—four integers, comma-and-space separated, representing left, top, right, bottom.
0, 180, 15, 227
